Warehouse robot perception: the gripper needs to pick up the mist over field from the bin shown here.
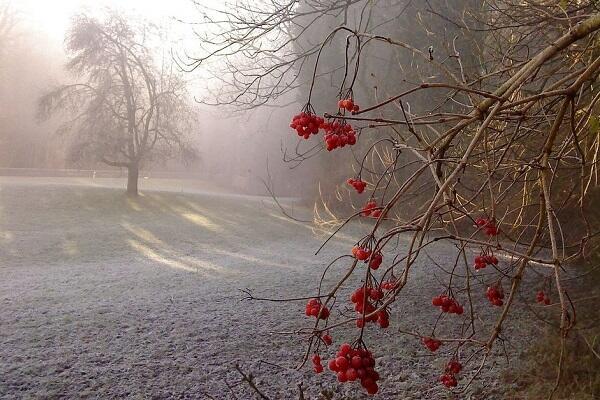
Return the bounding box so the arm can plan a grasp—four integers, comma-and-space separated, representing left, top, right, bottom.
0, 0, 313, 198
1, 1, 599, 399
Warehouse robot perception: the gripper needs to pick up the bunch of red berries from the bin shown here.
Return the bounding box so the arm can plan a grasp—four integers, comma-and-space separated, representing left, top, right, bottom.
322, 332, 333, 345
350, 287, 377, 327
486, 285, 504, 306
536, 290, 551, 305
290, 112, 325, 139
312, 354, 324, 373
421, 336, 442, 352
361, 200, 377, 216
473, 253, 498, 270
350, 287, 389, 328
475, 217, 499, 236
352, 245, 371, 261
440, 359, 462, 388
328, 343, 380, 395
347, 178, 367, 193
305, 298, 330, 319
351, 246, 382, 269
338, 98, 360, 113
322, 121, 357, 151
431, 295, 464, 315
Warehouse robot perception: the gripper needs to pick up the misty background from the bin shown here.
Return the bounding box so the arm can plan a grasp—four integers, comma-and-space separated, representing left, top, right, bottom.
0, 0, 315, 197
0, 0, 475, 201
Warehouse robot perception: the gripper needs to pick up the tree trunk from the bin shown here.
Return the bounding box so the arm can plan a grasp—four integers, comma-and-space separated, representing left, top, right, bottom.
127, 163, 139, 196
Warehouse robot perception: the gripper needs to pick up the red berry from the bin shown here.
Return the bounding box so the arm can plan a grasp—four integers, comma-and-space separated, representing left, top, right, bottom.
422, 337, 442, 352
446, 360, 462, 374
355, 248, 371, 261
328, 359, 338, 372
378, 318, 389, 329
365, 383, 378, 395
369, 253, 383, 269
369, 288, 383, 301
361, 200, 377, 216
440, 373, 458, 388
346, 368, 358, 381
339, 343, 352, 355
335, 356, 349, 370
361, 377, 375, 388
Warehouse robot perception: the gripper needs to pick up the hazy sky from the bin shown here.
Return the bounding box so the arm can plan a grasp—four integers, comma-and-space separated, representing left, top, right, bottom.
14, 0, 203, 41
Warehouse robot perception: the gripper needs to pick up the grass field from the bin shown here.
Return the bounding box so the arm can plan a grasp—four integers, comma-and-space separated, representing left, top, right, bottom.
0, 177, 534, 399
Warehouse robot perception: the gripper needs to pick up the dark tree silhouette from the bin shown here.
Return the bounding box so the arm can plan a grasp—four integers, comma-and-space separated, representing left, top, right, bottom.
39, 12, 198, 196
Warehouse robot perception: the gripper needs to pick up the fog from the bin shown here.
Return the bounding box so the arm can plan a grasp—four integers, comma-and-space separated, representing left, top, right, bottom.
0, 0, 315, 198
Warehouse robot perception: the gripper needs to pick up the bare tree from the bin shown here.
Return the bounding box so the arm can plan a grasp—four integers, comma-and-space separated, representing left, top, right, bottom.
39, 12, 198, 196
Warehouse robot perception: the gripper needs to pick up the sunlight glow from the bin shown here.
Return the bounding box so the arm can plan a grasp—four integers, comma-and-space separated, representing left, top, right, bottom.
128, 239, 225, 274
13, 0, 207, 41
179, 212, 222, 232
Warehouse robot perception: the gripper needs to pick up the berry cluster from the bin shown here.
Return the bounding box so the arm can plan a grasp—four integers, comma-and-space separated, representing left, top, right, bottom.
338, 98, 360, 113
323, 121, 357, 151
328, 343, 380, 395
352, 245, 371, 261
440, 359, 462, 388
536, 290, 551, 305
474, 253, 498, 270
361, 200, 378, 216
347, 178, 367, 193
421, 336, 442, 352
431, 295, 464, 315
312, 354, 324, 373
306, 298, 330, 319
486, 285, 504, 306
350, 287, 389, 328
475, 217, 499, 236
351, 246, 382, 269
290, 112, 325, 139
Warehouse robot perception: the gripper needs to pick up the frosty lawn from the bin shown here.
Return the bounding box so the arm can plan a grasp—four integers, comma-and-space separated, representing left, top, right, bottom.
0, 177, 525, 399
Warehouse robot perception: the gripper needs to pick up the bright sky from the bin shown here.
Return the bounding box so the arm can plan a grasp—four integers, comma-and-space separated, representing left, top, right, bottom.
13, 0, 205, 41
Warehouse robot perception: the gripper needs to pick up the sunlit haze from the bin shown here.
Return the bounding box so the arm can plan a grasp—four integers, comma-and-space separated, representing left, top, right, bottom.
16, 0, 199, 40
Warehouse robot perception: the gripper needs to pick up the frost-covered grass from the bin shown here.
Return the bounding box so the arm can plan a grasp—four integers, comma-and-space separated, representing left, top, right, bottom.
0, 177, 530, 399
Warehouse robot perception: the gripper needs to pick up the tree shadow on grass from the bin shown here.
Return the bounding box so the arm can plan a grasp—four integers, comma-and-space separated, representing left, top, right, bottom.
0, 182, 354, 279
